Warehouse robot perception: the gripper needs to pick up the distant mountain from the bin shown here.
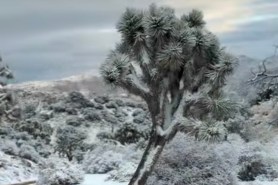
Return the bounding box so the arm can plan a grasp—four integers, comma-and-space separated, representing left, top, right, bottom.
7, 73, 124, 97
7, 55, 278, 99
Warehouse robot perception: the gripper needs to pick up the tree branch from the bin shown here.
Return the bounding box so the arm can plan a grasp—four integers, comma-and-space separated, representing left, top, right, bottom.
119, 64, 151, 99
248, 45, 278, 85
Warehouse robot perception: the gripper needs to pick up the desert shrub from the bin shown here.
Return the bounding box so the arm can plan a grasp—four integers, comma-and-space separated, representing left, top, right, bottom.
108, 162, 137, 182
82, 108, 101, 122
83, 144, 141, 174
94, 96, 110, 104
37, 157, 84, 185
0, 126, 14, 137
106, 101, 118, 109
22, 104, 37, 118
114, 122, 149, 144
147, 133, 240, 185
18, 144, 41, 163
54, 126, 86, 161
50, 102, 66, 113
14, 119, 53, 142
84, 150, 123, 174
66, 117, 85, 127
237, 141, 278, 181
0, 139, 19, 156
14, 131, 31, 141
96, 131, 114, 140
67, 91, 94, 108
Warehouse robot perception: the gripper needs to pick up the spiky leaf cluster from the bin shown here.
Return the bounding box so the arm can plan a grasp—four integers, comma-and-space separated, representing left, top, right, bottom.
196, 121, 227, 142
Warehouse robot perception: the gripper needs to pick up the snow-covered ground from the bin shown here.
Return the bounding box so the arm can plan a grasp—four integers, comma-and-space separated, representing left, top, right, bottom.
82, 174, 127, 185
81, 176, 278, 185
239, 181, 278, 185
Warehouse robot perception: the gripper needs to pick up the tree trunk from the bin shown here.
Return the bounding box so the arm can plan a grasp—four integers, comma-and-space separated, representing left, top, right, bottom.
128, 133, 167, 185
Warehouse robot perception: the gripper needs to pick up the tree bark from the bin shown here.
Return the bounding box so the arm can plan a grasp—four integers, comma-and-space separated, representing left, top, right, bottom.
128, 133, 167, 185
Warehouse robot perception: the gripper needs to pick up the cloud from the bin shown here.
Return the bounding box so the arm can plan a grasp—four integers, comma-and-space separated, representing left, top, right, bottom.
0, 0, 277, 82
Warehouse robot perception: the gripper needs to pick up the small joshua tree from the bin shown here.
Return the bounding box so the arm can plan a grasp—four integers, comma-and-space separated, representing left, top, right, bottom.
100, 4, 236, 185
0, 55, 13, 86
0, 55, 18, 121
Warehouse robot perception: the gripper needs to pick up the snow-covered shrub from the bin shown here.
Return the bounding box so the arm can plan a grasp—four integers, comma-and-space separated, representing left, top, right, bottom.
14, 119, 53, 142
14, 131, 32, 141
82, 108, 101, 122
0, 139, 19, 156
18, 144, 41, 163
148, 133, 240, 185
37, 157, 84, 185
237, 141, 278, 181
109, 162, 137, 182
67, 91, 94, 108
0, 126, 13, 135
101, 110, 118, 124
83, 143, 141, 174
84, 150, 122, 174
105, 101, 118, 109
54, 126, 86, 161
0, 151, 36, 184
114, 122, 149, 144
22, 104, 37, 118
50, 102, 66, 113
66, 117, 85, 127
96, 131, 114, 140
225, 116, 256, 142
94, 96, 110, 104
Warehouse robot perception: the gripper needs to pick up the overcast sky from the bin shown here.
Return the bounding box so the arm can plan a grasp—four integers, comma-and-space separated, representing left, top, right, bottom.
0, 0, 277, 82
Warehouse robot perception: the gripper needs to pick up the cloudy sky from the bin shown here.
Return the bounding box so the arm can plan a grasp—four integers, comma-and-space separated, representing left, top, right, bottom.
0, 0, 277, 82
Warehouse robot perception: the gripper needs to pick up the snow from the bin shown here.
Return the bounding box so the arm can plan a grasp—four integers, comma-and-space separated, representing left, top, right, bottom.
0, 151, 37, 184
82, 174, 127, 185
239, 181, 278, 185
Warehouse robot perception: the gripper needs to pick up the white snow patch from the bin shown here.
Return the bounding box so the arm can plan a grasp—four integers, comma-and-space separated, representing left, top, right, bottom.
82, 174, 127, 185
239, 181, 278, 185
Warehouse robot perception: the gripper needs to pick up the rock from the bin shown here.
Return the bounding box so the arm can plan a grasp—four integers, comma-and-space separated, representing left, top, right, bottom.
94, 96, 109, 104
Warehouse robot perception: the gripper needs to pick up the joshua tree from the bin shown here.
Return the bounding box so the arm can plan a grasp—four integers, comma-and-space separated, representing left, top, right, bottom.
100, 4, 236, 185
0, 55, 13, 86
0, 55, 18, 121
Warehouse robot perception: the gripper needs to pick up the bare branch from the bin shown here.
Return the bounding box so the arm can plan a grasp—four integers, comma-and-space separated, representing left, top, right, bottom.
248, 45, 278, 86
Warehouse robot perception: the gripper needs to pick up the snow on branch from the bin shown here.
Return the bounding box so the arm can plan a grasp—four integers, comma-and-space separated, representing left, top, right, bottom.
248, 45, 278, 86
